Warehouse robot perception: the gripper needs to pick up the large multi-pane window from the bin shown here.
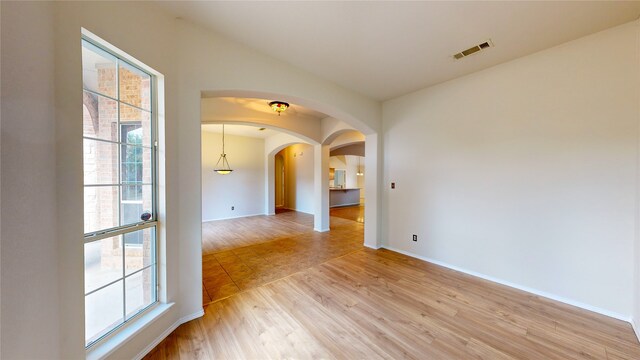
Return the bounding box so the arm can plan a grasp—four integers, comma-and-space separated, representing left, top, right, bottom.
82, 38, 157, 347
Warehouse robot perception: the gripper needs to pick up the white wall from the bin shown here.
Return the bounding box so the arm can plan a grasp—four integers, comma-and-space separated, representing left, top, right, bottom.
1, 2, 60, 358
280, 144, 315, 214
174, 15, 380, 341
636, 245, 640, 339
264, 132, 315, 216
330, 155, 361, 189
383, 21, 639, 319
202, 131, 265, 221
0, 1, 381, 359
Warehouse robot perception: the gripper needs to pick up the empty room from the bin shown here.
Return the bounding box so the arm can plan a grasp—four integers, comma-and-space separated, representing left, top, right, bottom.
3, 1, 640, 359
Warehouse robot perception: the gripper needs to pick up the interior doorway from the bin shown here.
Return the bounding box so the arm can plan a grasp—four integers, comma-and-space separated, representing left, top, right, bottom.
328, 131, 365, 225
198, 95, 378, 306
275, 153, 285, 209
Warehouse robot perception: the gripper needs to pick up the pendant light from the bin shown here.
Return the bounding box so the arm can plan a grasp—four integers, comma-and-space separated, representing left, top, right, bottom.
214, 124, 233, 175
357, 156, 364, 176
269, 101, 289, 116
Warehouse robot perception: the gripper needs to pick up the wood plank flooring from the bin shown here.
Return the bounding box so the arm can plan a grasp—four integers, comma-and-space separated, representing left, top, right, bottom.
147, 209, 640, 359
201, 209, 364, 303
329, 205, 365, 223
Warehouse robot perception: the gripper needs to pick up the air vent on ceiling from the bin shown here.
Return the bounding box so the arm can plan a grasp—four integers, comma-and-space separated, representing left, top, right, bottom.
453, 40, 493, 60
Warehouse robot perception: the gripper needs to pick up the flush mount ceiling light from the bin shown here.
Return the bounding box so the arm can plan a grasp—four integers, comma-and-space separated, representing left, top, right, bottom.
214, 124, 233, 175
269, 101, 289, 116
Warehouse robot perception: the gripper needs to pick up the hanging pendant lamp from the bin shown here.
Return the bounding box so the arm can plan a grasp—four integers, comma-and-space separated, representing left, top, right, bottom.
214, 124, 233, 175
357, 156, 364, 176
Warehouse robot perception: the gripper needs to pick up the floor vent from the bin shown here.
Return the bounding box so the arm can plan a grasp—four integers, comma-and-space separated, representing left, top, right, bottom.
453, 40, 493, 60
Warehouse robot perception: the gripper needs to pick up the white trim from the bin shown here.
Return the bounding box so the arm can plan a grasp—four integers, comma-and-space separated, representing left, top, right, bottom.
81, 28, 162, 77
86, 303, 175, 360
382, 246, 632, 322
314, 227, 330, 232
364, 243, 382, 250
180, 309, 206, 323
202, 213, 265, 222
283, 207, 314, 215
632, 317, 640, 343
133, 309, 205, 360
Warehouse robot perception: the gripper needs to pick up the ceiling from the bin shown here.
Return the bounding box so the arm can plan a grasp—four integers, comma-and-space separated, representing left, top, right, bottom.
156, 1, 640, 101
202, 124, 278, 139
200, 96, 327, 120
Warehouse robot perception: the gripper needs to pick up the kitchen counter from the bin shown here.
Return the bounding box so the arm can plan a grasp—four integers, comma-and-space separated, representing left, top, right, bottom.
329, 188, 361, 207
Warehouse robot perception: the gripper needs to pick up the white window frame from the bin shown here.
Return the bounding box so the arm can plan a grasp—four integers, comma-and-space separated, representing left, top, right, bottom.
82, 30, 164, 351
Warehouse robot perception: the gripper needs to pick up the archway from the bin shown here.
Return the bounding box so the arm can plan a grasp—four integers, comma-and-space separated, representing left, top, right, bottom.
200, 90, 380, 248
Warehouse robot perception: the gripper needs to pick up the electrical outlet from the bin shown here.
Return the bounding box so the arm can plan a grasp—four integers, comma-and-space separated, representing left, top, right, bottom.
231, 206, 234, 210
391, 182, 396, 189
412, 234, 417, 242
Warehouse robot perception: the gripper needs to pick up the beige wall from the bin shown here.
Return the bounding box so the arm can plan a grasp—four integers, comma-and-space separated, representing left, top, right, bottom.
279, 144, 315, 214
1, 1, 381, 359
202, 131, 266, 221
275, 154, 285, 207
1, 2, 60, 358
383, 20, 639, 319
3, 1, 640, 358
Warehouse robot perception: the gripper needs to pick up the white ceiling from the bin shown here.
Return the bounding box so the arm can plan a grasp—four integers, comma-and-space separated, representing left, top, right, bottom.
202, 124, 278, 139
156, 1, 640, 101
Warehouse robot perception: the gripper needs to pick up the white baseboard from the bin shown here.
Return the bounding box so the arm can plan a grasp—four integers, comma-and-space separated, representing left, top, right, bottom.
202, 213, 264, 222
134, 309, 205, 360
284, 207, 314, 215
381, 246, 631, 322
632, 317, 640, 343
364, 243, 382, 250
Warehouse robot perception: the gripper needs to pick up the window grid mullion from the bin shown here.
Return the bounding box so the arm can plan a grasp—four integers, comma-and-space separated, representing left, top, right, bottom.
83, 88, 151, 114
84, 183, 152, 188
83, 36, 158, 348
122, 236, 126, 322
124, 263, 156, 279
116, 58, 127, 323
82, 135, 152, 150
116, 56, 121, 230
84, 276, 122, 297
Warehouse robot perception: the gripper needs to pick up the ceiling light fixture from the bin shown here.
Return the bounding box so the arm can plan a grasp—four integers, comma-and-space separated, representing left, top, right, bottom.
214, 124, 233, 175
269, 101, 289, 116
357, 156, 364, 176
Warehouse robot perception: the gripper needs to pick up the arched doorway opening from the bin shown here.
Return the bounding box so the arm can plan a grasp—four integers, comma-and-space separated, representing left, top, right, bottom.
199, 92, 380, 305
327, 131, 366, 225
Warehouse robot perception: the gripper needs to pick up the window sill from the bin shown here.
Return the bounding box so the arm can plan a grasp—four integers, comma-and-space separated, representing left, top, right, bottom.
86, 302, 174, 360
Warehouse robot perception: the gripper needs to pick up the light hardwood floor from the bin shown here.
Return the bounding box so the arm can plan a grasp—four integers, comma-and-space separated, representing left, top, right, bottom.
201, 209, 364, 303
147, 209, 640, 359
